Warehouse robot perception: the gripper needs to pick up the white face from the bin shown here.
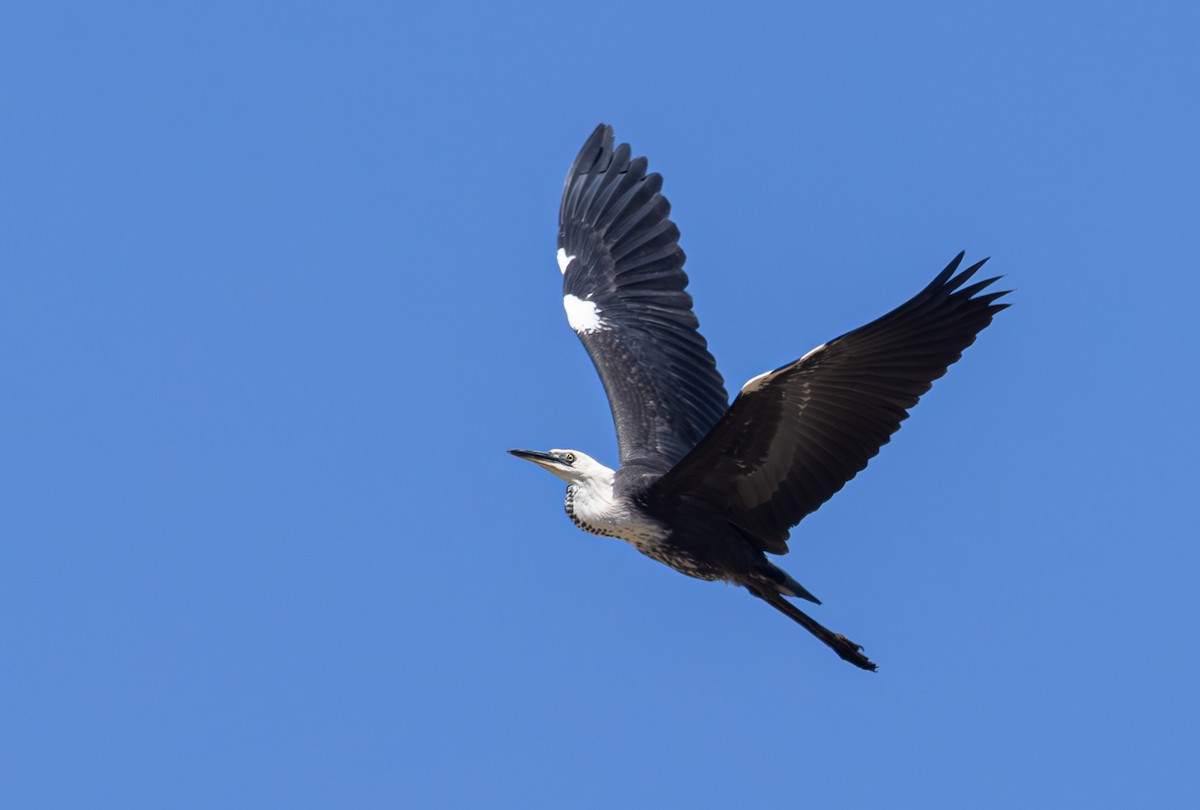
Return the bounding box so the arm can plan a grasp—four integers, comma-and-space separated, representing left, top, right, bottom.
538, 449, 613, 485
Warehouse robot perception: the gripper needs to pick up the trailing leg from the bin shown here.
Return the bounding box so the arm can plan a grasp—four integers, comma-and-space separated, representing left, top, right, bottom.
748, 585, 877, 671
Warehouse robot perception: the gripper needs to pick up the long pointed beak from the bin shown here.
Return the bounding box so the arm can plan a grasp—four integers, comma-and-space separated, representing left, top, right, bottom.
507, 449, 557, 464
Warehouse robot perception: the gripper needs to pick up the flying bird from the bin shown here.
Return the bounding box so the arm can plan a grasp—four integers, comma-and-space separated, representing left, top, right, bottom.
510, 124, 1008, 670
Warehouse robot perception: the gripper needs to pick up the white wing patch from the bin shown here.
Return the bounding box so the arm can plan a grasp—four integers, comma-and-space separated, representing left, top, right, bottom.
557, 248, 576, 275
563, 294, 604, 333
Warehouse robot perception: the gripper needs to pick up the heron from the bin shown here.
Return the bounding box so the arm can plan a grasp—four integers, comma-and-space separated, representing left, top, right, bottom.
510, 125, 1008, 670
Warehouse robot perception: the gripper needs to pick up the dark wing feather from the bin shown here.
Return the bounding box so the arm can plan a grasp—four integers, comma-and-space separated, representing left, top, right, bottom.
559, 125, 729, 482
652, 253, 1009, 554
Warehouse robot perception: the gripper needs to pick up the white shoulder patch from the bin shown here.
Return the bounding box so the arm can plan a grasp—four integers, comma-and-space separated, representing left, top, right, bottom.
557, 248, 576, 275
563, 294, 604, 333
800, 342, 828, 363
740, 343, 827, 394
740, 368, 775, 394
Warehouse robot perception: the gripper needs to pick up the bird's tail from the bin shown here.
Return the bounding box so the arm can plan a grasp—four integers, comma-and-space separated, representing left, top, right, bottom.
749, 587, 877, 671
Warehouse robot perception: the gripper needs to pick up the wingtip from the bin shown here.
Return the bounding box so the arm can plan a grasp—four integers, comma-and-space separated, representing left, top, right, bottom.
964, 256, 991, 275
931, 251, 966, 287
937, 253, 993, 294
562, 124, 618, 218
588, 122, 614, 154
575, 124, 614, 169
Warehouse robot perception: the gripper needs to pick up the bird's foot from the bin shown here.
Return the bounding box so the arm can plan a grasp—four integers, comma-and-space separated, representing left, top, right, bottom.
832, 633, 877, 672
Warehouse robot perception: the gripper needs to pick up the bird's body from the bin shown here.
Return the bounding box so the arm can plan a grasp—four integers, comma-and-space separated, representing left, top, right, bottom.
511, 125, 1009, 671
561, 456, 731, 581
549, 450, 802, 589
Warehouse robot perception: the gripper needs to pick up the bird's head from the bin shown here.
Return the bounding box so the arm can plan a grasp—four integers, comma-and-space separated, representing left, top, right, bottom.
507, 448, 615, 488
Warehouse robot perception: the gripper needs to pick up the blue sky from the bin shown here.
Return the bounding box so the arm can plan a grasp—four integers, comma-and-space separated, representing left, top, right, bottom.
2, 1, 1197, 807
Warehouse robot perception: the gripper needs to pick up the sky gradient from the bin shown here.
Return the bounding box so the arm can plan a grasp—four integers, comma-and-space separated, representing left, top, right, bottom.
2, 2, 1197, 807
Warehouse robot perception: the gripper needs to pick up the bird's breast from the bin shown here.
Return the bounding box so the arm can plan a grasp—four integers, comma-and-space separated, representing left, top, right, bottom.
564, 485, 669, 544
564, 486, 724, 581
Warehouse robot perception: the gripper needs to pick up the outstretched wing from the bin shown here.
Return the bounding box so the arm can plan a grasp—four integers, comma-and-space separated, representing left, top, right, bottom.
558, 124, 729, 481
652, 253, 1009, 554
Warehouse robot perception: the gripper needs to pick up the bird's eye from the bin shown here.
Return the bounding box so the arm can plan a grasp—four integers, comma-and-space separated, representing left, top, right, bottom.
563, 453, 576, 464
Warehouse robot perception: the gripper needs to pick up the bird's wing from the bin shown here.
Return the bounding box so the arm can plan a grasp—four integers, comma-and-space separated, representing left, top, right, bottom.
651, 253, 1009, 554
558, 125, 729, 481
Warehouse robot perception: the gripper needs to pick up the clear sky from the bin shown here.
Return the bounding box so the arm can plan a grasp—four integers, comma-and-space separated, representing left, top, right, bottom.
2, 1, 1197, 807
